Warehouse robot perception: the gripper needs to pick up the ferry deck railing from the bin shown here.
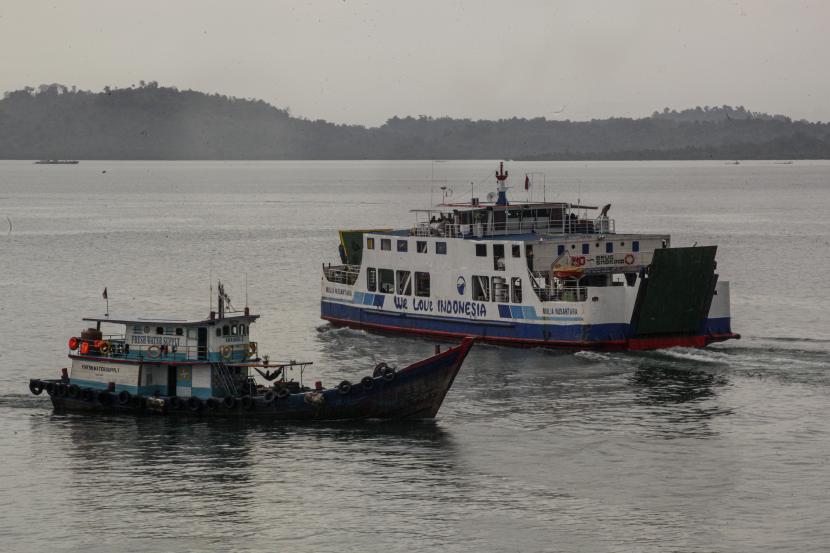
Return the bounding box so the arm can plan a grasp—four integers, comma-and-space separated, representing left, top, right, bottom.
323, 263, 360, 285
528, 271, 588, 302
412, 217, 614, 238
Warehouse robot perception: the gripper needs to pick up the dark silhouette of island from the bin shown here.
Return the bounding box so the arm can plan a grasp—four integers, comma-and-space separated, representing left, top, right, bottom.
2, 83, 828, 160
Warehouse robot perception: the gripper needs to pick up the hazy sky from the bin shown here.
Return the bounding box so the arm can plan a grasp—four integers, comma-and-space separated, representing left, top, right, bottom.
1, 1, 827, 125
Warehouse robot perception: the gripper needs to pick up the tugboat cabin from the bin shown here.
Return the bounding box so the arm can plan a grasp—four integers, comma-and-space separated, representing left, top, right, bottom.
67, 309, 259, 399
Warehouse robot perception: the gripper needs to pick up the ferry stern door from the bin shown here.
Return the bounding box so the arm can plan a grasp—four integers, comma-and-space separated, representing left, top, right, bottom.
166, 366, 177, 396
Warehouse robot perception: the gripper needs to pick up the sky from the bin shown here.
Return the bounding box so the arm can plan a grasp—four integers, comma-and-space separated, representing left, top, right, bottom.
0, 0, 827, 126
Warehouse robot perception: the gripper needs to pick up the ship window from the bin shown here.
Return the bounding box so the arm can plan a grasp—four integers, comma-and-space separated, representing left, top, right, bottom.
223, 325, 230, 336
606, 242, 613, 253
397, 240, 408, 252
240, 324, 246, 336
620, 242, 625, 246
571, 244, 576, 250
475, 244, 487, 257
381, 239, 391, 251
472, 275, 490, 302
379, 269, 394, 294
511, 278, 522, 303
558, 245, 565, 255
156, 326, 164, 335
512, 244, 521, 258
216, 328, 221, 337
187, 328, 197, 339
417, 241, 427, 253
367, 237, 375, 250
582, 244, 589, 255
175, 327, 183, 336
367, 268, 377, 292
436, 241, 447, 254
632, 241, 640, 252
396, 270, 412, 295
231, 324, 238, 336
493, 244, 505, 271
491, 277, 508, 302
415, 272, 430, 297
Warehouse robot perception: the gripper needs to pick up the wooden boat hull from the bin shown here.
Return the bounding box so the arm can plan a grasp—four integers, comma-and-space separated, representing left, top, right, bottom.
30, 338, 473, 420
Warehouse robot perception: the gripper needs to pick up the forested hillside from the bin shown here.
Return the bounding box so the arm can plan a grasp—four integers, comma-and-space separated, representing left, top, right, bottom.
1, 83, 828, 159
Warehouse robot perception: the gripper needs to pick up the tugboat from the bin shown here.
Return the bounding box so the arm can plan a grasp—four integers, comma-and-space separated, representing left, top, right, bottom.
321, 162, 740, 351
29, 283, 473, 419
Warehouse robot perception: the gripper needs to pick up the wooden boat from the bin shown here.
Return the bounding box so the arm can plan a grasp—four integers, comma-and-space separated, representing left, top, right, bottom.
28, 283, 474, 420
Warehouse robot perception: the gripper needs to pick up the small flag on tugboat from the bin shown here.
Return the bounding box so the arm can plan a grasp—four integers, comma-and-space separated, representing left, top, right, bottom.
102, 287, 108, 300
525, 174, 531, 190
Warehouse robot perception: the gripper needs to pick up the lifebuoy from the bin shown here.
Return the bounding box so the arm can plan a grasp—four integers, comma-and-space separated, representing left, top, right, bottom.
220, 345, 233, 360
624, 253, 635, 265
147, 345, 161, 359
381, 367, 396, 382
222, 396, 237, 409
262, 391, 275, 403
68, 337, 79, 350
29, 380, 44, 395
187, 396, 202, 411
373, 362, 389, 378
275, 387, 289, 399
118, 390, 131, 405
361, 376, 375, 391
338, 380, 352, 395
45, 382, 57, 396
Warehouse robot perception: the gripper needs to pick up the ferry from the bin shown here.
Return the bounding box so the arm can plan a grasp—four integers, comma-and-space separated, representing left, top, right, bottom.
29, 283, 474, 419
321, 162, 739, 351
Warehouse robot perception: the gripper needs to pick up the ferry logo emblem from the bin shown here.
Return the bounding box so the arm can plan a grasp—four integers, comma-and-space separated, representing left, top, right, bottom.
456, 276, 466, 295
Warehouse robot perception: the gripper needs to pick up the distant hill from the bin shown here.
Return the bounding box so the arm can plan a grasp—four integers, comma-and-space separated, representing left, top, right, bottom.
1, 83, 829, 159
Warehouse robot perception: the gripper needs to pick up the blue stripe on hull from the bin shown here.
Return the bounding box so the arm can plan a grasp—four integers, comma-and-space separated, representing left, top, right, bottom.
321, 300, 732, 346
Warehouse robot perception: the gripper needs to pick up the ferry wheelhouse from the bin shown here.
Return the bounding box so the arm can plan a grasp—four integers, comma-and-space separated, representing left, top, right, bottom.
321, 162, 739, 351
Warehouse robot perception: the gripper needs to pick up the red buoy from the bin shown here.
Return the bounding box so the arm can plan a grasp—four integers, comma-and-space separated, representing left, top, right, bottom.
68, 337, 79, 350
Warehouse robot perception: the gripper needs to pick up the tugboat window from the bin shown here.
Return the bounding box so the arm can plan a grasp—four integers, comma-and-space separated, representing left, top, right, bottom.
436, 242, 447, 254
216, 328, 221, 337
231, 324, 238, 335
475, 244, 487, 257
558, 245, 565, 255
156, 326, 164, 335
493, 244, 505, 271
381, 239, 391, 251
241, 325, 247, 336
223, 325, 230, 336
367, 237, 375, 250
417, 241, 427, 253
414, 272, 430, 297
632, 241, 640, 252
582, 244, 589, 255
512, 244, 521, 258
379, 269, 395, 294
397, 240, 408, 252
367, 268, 377, 292
396, 270, 412, 295
175, 328, 183, 336
606, 242, 613, 253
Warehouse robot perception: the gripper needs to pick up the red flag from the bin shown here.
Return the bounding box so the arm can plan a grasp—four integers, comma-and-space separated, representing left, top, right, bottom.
525, 174, 530, 190
102, 287, 108, 300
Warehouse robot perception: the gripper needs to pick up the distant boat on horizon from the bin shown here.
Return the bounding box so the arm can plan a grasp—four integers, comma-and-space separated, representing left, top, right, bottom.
34, 159, 79, 164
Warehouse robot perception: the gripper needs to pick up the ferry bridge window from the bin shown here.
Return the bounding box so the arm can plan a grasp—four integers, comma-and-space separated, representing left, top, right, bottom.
632, 241, 640, 252
512, 244, 521, 258
606, 242, 614, 253
582, 244, 589, 255
493, 244, 505, 271
223, 325, 230, 336
472, 275, 490, 301
240, 324, 246, 336
511, 278, 522, 303
475, 244, 487, 257
414, 272, 430, 297
175, 327, 183, 336
367, 268, 377, 292
417, 241, 427, 253
381, 239, 391, 251
396, 270, 412, 296
436, 241, 447, 254
367, 237, 375, 250
156, 326, 164, 335
231, 324, 238, 336
379, 269, 395, 294
397, 240, 408, 252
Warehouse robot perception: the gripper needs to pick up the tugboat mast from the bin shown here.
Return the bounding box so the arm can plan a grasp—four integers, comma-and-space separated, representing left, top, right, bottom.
495, 161, 509, 206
